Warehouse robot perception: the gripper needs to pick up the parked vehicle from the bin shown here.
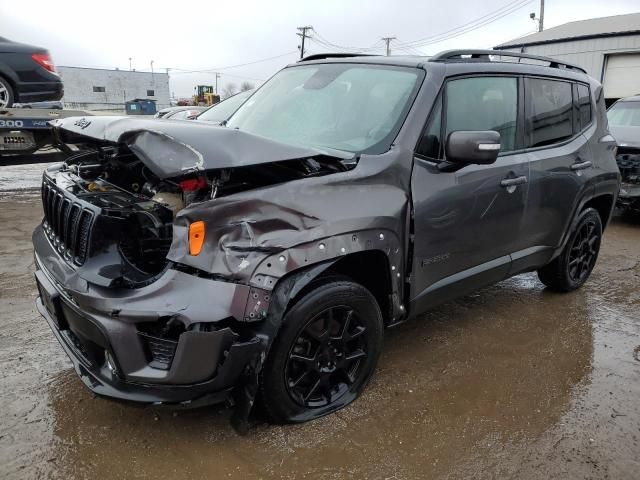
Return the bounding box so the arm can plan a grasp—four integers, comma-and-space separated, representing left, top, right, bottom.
33, 50, 619, 429
196, 89, 254, 124
607, 95, 640, 214
12, 100, 63, 109
0, 37, 63, 108
161, 106, 207, 120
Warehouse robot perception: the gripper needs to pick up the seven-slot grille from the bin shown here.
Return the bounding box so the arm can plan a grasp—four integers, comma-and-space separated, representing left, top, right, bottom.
41, 180, 94, 265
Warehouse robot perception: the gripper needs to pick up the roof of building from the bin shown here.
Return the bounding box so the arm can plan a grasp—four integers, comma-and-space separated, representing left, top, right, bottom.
495, 12, 640, 49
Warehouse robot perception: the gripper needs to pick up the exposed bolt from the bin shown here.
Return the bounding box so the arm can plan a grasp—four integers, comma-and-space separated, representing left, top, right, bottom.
319, 243, 326, 250
391, 265, 396, 271
278, 255, 286, 262
379, 233, 385, 240
340, 247, 346, 253
399, 305, 405, 311
397, 272, 401, 277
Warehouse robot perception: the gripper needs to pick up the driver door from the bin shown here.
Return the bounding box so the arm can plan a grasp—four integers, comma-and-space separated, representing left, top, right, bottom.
409, 75, 530, 314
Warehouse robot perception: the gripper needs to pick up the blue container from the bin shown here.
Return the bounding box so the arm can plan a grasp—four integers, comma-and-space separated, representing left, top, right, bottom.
125, 98, 157, 115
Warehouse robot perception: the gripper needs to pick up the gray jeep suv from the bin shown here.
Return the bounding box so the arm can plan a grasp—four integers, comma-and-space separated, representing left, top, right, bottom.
33, 50, 619, 429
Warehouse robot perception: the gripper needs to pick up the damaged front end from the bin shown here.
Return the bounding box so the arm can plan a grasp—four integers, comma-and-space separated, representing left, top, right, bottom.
34, 116, 371, 427
616, 146, 640, 214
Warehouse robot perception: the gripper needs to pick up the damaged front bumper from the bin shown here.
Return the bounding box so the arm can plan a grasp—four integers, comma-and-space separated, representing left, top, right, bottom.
617, 183, 640, 212
33, 224, 268, 407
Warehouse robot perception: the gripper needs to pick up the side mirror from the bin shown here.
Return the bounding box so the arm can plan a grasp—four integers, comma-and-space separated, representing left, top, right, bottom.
445, 130, 501, 165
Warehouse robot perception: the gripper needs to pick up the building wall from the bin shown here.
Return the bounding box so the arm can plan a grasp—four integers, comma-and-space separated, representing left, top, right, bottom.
498, 33, 640, 97
57, 67, 170, 111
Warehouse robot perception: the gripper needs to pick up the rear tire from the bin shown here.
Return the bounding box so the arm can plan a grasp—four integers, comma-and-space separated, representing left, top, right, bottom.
538, 208, 602, 292
260, 276, 384, 423
0, 76, 14, 108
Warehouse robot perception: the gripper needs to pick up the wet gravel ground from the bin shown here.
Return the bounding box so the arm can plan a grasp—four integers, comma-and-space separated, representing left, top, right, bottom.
0, 167, 639, 479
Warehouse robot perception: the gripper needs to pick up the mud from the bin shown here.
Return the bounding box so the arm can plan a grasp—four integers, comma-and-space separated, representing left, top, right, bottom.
1, 189, 639, 479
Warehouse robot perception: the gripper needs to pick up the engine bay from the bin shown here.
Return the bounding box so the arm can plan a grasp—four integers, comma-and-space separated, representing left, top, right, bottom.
45, 145, 350, 288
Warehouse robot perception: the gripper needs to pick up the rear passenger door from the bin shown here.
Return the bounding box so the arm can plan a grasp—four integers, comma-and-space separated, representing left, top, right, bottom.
519, 77, 595, 270
410, 75, 530, 312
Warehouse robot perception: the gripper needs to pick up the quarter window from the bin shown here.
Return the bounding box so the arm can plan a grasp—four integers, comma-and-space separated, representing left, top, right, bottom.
526, 78, 573, 147
577, 84, 592, 129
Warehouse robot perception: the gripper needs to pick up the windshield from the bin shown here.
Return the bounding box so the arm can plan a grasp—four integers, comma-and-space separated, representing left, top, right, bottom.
197, 89, 254, 122
226, 63, 422, 154
607, 101, 640, 127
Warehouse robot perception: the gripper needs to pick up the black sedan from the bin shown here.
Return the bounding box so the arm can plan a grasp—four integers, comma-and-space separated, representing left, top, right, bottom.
0, 37, 63, 108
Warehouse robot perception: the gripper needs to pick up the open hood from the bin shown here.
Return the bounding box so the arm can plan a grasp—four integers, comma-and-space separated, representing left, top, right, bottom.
51, 116, 352, 179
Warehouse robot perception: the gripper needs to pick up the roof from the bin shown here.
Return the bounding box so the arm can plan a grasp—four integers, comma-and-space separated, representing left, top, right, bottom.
496, 12, 640, 48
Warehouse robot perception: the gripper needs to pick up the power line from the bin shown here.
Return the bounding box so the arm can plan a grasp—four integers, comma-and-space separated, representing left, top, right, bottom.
396, 0, 535, 49
167, 51, 298, 74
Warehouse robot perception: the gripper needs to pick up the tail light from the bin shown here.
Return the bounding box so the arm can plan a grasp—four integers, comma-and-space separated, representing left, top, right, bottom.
31, 52, 57, 74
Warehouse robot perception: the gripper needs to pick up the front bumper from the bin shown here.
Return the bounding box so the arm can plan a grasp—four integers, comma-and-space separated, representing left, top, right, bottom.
33, 224, 267, 407
617, 183, 640, 211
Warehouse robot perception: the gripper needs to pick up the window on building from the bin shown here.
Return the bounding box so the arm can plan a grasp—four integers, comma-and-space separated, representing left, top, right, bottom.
577, 84, 592, 129
526, 78, 574, 147
147, 89, 155, 96
93, 86, 106, 93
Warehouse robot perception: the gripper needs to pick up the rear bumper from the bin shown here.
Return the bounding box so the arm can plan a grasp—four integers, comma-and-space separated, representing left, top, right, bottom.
33, 224, 267, 407
16, 80, 63, 103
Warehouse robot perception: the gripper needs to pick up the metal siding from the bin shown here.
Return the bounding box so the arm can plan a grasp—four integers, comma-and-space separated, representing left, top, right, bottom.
57, 67, 171, 111
501, 34, 640, 82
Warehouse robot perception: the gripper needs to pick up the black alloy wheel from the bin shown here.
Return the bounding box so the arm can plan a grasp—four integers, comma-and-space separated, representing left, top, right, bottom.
259, 276, 384, 423
538, 208, 602, 292
285, 305, 367, 408
567, 217, 600, 283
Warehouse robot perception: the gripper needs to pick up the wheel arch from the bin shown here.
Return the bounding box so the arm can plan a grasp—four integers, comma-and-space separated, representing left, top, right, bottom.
582, 194, 615, 230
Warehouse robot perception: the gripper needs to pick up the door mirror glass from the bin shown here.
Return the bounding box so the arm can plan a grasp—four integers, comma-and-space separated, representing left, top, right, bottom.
445, 130, 501, 165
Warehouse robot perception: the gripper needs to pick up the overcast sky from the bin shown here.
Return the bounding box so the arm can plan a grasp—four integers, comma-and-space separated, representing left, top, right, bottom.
1, 0, 638, 97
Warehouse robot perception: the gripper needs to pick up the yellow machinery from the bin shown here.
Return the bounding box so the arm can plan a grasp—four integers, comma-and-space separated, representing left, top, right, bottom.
193, 85, 220, 106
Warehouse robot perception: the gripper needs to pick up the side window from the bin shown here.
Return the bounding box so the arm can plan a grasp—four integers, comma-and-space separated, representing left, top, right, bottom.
526, 78, 574, 147
577, 84, 592, 129
416, 96, 442, 159
445, 77, 518, 152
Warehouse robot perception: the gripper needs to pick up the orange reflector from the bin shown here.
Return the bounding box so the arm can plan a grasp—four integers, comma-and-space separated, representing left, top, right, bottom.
189, 221, 205, 256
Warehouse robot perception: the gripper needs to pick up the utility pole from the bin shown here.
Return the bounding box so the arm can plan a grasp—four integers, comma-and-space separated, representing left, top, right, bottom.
129, 57, 132, 71
539, 0, 545, 32
214, 72, 220, 95
382, 36, 396, 56
297, 26, 313, 59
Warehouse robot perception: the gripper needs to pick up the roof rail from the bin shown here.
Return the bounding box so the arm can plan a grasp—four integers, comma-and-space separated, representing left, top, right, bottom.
298, 52, 376, 62
430, 49, 587, 74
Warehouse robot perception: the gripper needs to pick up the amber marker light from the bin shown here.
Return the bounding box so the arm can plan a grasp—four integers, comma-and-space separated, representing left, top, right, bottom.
189, 221, 205, 256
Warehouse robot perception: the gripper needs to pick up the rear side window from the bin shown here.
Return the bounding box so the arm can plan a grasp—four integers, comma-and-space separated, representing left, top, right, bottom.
525, 78, 573, 147
577, 84, 592, 129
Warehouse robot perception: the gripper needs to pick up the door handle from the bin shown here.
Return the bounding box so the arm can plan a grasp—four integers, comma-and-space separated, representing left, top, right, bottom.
500, 176, 528, 188
571, 160, 592, 171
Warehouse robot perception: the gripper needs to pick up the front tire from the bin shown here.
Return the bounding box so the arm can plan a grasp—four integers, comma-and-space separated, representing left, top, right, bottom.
538, 208, 602, 292
0, 76, 14, 108
260, 276, 384, 423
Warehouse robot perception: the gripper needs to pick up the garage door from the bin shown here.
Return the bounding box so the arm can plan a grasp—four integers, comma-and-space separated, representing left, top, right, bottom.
603, 53, 640, 99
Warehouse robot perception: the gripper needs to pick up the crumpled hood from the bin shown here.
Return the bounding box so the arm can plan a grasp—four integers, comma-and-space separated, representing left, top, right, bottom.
610, 126, 640, 149
51, 116, 349, 179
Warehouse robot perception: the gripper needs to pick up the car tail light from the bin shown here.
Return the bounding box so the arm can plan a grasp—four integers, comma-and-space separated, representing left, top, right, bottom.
31, 52, 57, 73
